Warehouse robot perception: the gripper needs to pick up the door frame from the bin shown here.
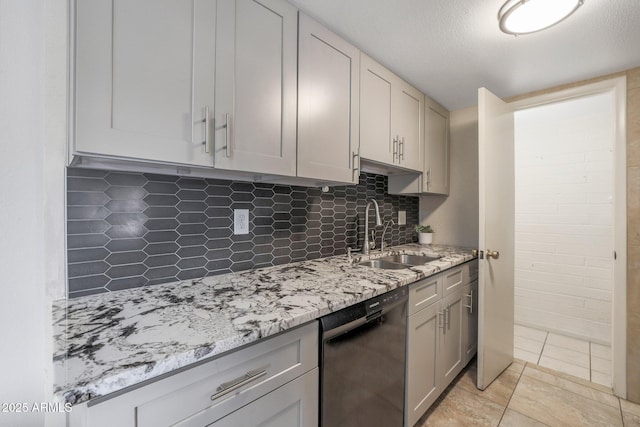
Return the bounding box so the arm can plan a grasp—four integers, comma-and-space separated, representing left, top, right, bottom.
508, 76, 627, 398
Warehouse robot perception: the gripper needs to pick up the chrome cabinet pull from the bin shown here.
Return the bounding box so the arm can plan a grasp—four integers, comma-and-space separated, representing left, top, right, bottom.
223, 113, 231, 158
202, 106, 210, 153
399, 137, 405, 160
210, 366, 268, 402
352, 146, 360, 180
392, 136, 399, 161
445, 307, 450, 327
437, 311, 445, 329
463, 291, 473, 314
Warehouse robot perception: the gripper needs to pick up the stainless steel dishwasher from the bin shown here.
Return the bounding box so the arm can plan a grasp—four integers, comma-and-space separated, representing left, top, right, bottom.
319, 286, 408, 427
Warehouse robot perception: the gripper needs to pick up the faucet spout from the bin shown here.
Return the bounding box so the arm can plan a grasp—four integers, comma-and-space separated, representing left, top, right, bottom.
363, 199, 382, 255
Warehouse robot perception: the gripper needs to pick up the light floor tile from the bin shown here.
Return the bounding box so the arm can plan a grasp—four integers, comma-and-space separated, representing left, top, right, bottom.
541, 344, 590, 368
529, 363, 613, 394
591, 355, 611, 375
546, 333, 590, 353
419, 386, 505, 427
514, 348, 540, 364
521, 365, 619, 408
621, 398, 640, 417
538, 355, 590, 380
455, 360, 524, 407
508, 375, 623, 426
623, 411, 640, 427
499, 409, 548, 427
514, 324, 548, 342
514, 335, 545, 354
590, 342, 612, 360
591, 371, 612, 388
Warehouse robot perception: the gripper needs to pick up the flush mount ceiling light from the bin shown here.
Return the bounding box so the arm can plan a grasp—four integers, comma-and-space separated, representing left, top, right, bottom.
498, 0, 584, 36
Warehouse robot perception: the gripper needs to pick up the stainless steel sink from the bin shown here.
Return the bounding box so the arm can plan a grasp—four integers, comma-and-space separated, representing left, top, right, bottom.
357, 259, 409, 270
378, 254, 440, 266
357, 254, 441, 270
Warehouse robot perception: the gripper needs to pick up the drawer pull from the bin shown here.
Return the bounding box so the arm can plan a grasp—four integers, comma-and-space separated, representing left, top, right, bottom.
463, 291, 473, 314
210, 366, 268, 401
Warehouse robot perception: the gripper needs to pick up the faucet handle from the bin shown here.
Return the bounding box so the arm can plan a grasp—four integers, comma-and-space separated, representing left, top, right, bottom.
347, 246, 362, 263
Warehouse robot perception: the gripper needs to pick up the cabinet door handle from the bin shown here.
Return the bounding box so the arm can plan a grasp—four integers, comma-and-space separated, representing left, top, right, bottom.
445, 307, 450, 327
437, 311, 445, 329
223, 113, 231, 158
210, 366, 268, 402
399, 137, 405, 161
427, 167, 431, 187
392, 137, 399, 161
201, 106, 210, 153
352, 146, 360, 180
463, 291, 473, 314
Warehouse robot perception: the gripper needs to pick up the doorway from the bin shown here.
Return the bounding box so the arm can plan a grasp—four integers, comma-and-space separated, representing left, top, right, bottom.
508, 78, 627, 395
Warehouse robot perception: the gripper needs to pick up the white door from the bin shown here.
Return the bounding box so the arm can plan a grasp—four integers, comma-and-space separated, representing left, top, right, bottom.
214, 0, 297, 176
477, 88, 515, 390
75, 0, 215, 166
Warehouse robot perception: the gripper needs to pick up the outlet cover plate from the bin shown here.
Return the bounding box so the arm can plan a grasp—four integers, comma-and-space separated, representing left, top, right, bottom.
234, 209, 249, 235
398, 211, 406, 225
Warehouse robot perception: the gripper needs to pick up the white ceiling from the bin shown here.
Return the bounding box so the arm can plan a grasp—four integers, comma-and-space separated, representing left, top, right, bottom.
288, 0, 640, 111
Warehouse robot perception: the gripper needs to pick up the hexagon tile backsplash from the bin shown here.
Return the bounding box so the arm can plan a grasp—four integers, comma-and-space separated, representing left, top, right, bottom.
66, 168, 419, 297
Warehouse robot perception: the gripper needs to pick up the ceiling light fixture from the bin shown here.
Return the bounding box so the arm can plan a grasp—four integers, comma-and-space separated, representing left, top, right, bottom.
498, 0, 584, 36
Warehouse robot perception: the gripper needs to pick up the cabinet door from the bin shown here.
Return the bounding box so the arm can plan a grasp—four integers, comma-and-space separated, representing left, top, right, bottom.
440, 289, 464, 386
214, 0, 297, 176
360, 54, 394, 165
424, 97, 450, 195
462, 281, 478, 365
393, 80, 424, 172
75, 0, 215, 166
297, 13, 360, 184
210, 369, 318, 427
406, 303, 441, 427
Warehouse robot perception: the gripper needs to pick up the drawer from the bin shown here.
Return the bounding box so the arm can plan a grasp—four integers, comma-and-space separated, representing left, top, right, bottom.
136, 322, 318, 427
443, 265, 466, 296
408, 275, 442, 316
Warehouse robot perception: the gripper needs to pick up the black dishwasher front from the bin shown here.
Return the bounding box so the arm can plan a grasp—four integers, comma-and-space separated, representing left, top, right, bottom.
319, 286, 408, 427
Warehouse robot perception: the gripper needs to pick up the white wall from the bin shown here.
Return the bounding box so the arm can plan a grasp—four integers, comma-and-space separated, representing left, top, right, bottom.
514, 92, 615, 344
420, 106, 479, 248
0, 1, 67, 426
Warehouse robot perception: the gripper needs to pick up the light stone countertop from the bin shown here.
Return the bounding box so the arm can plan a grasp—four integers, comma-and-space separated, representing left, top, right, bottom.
53, 244, 475, 405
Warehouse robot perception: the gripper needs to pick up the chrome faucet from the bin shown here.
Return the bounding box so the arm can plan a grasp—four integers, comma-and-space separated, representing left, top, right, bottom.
380, 219, 395, 252
363, 200, 382, 255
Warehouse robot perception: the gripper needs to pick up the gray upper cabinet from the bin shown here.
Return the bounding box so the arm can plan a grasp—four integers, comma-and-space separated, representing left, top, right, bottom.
74, 0, 216, 167
423, 96, 450, 195
360, 53, 424, 172
214, 0, 298, 176
297, 13, 360, 184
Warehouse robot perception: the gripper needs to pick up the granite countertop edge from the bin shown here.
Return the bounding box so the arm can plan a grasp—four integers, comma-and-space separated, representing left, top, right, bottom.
53, 244, 475, 405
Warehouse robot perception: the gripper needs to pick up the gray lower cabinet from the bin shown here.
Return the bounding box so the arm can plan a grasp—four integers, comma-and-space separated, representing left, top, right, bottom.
405, 262, 477, 427
462, 280, 479, 365
209, 368, 318, 427
69, 322, 318, 427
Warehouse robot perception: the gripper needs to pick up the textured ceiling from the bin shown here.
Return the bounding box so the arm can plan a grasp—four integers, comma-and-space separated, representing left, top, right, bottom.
288, 0, 640, 111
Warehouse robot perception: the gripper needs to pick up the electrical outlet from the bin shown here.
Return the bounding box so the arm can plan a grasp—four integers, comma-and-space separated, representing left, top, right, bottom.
234, 209, 249, 235
397, 211, 406, 225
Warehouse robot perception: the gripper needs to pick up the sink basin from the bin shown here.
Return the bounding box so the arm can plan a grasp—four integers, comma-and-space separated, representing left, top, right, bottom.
357, 260, 409, 270
379, 254, 440, 266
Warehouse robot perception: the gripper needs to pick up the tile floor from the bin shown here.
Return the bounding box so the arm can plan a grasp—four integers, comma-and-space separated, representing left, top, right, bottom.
513, 324, 612, 387
417, 357, 640, 427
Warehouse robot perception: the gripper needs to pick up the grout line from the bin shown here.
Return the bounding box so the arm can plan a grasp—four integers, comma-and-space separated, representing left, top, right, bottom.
537, 331, 549, 365
619, 396, 626, 427
589, 341, 593, 383
497, 361, 529, 427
